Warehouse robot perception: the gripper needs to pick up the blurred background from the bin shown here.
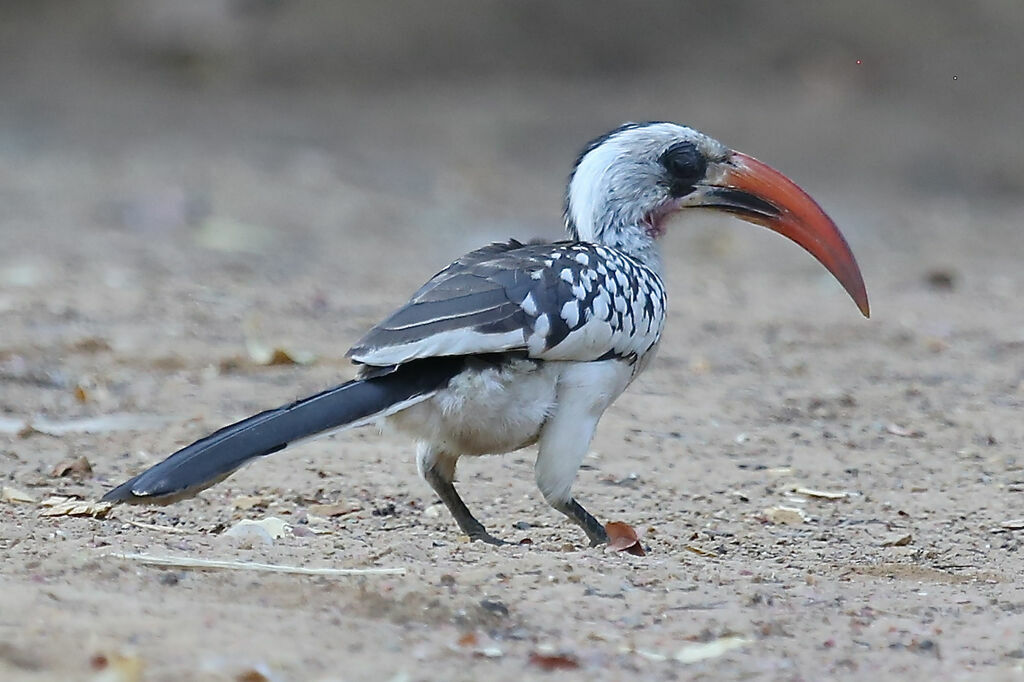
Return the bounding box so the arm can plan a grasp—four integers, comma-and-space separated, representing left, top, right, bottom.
1, 0, 1022, 386
2, 6, 1023, 677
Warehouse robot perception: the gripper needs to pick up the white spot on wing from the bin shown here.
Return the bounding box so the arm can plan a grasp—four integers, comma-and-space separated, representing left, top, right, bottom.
527, 313, 552, 354
521, 292, 539, 316
533, 313, 550, 337
560, 300, 580, 328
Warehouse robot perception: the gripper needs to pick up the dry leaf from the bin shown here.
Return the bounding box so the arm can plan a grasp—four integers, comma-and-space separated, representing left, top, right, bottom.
308, 502, 360, 517
223, 517, 290, 545
605, 521, 645, 556
16, 422, 42, 438
52, 455, 93, 478
886, 423, 924, 438
793, 487, 848, 500
232, 495, 271, 510
684, 544, 717, 557
675, 635, 751, 664
70, 337, 112, 354
762, 506, 809, 525
456, 632, 479, 648
1, 485, 36, 504
89, 651, 144, 682
245, 340, 316, 366
39, 496, 113, 518
881, 533, 912, 547
529, 652, 580, 670
448, 632, 503, 658
74, 385, 89, 403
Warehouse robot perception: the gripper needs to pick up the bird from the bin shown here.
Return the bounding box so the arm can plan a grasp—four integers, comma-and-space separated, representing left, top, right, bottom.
103, 121, 869, 546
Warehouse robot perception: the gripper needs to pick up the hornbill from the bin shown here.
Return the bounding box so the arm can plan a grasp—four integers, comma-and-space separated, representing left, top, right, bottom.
104, 122, 869, 546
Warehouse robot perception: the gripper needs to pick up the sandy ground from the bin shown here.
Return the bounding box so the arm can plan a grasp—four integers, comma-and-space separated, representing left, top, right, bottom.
2, 4, 1024, 681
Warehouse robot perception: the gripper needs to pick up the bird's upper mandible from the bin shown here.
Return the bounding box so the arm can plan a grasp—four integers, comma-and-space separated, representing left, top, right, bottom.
563, 121, 868, 316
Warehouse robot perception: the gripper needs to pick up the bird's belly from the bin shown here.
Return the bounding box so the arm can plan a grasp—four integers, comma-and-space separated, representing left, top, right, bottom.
387, 358, 561, 456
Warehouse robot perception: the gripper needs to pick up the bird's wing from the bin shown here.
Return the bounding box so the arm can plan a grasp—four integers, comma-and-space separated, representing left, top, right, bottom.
347, 240, 666, 367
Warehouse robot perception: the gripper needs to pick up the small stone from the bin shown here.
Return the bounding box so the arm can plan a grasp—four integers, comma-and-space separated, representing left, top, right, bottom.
158, 572, 180, 586
479, 599, 509, 617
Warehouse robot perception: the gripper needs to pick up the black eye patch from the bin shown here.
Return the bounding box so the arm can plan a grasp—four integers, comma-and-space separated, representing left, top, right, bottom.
659, 141, 707, 196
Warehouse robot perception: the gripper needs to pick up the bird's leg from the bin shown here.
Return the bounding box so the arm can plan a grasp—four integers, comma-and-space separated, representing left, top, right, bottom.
417, 443, 505, 545
534, 362, 629, 548
548, 497, 608, 546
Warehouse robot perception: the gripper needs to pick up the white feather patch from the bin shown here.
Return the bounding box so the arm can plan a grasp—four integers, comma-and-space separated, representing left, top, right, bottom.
350, 328, 525, 366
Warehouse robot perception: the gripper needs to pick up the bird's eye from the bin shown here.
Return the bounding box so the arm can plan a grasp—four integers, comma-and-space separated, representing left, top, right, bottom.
659, 141, 707, 196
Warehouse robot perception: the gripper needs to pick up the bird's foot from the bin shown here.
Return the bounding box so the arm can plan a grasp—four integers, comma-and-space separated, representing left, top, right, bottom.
467, 529, 508, 546
584, 523, 608, 547
552, 497, 608, 546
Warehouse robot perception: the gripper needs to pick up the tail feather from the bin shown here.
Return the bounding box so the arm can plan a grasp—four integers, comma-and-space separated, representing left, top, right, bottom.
102, 358, 462, 504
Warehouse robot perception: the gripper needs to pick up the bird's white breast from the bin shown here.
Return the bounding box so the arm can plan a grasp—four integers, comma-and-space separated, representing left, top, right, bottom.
387, 359, 562, 456
386, 354, 639, 459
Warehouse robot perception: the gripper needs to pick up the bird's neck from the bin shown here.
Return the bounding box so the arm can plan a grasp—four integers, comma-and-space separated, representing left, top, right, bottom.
566, 183, 665, 275
572, 220, 664, 276
603, 225, 663, 275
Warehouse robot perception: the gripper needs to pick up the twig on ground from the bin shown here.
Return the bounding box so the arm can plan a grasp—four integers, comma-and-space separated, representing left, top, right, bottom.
121, 519, 193, 534
107, 552, 406, 576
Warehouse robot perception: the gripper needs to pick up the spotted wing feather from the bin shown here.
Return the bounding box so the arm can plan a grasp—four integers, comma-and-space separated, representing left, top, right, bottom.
347, 240, 666, 368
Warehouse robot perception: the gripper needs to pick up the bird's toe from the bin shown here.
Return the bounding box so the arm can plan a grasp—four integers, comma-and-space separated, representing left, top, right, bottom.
468, 530, 508, 546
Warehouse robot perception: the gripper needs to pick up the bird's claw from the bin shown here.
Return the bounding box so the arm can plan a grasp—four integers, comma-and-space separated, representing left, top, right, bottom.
468, 530, 507, 546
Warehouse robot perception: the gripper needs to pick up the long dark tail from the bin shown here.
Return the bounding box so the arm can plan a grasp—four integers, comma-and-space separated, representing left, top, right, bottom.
102, 358, 463, 505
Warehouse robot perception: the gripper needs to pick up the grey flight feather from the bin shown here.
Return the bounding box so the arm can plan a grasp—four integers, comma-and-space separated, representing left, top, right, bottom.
101, 357, 465, 504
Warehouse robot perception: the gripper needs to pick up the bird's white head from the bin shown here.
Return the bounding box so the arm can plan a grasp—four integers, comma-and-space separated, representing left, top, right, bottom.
565, 121, 870, 317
